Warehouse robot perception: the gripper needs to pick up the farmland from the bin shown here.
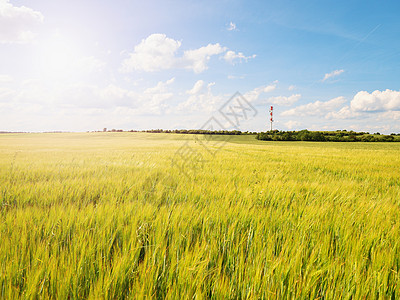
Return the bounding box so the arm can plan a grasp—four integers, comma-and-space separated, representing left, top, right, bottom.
1, 132, 400, 298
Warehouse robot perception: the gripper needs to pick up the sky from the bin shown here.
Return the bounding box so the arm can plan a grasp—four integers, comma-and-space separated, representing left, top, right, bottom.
1, 0, 400, 133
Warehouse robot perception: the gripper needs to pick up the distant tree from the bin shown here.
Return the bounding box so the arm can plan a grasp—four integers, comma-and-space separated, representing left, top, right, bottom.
311, 132, 326, 141
361, 135, 374, 142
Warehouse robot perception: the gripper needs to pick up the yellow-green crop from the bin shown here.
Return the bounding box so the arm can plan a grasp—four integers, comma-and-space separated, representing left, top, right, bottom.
1, 132, 400, 298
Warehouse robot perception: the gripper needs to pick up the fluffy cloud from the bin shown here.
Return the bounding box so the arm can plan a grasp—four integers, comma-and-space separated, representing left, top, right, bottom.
178, 80, 221, 112
0, 0, 43, 43
325, 105, 360, 119
1, 76, 176, 116
379, 111, 400, 121
121, 34, 226, 73
142, 78, 175, 113
121, 33, 254, 73
281, 96, 346, 116
186, 80, 205, 95
284, 120, 301, 130
121, 34, 181, 72
244, 81, 278, 102
322, 69, 344, 81
350, 89, 400, 112
182, 43, 226, 73
178, 80, 290, 114
223, 51, 256, 64
268, 94, 301, 106
72, 78, 175, 111
323, 89, 400, 121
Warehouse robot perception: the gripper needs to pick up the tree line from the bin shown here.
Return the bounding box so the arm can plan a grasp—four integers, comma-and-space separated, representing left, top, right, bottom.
100, 128, 400, 142
256, 130, 400, 142
142, 129, 256, 135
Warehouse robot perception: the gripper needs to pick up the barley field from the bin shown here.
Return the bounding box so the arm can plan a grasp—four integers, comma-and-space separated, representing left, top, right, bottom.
1, 132, 400, 299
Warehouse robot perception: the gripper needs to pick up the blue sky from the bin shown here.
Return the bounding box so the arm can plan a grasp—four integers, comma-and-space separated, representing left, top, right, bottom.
1, 0, 400, 133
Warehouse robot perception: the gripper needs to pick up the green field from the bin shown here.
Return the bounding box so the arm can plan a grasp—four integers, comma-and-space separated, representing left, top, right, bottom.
1, 133, 400, 298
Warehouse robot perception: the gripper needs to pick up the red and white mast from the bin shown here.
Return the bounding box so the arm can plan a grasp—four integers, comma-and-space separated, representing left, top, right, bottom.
269, 106, 273, 131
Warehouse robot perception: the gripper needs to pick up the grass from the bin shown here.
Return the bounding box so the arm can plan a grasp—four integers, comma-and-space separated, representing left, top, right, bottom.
1, 132, 400, 298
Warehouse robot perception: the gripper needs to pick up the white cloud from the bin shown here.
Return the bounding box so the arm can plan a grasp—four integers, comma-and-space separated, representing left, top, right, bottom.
325, 105, 360, 119
121, 34, 181, 72
379, 111, 400, 121
321, 89, 400, 121
187, 80, 205, 95
244, 81, 278, 102
268, 94, 301, 106
183, 43, 226, 73
3, 75, 400, 133
145, 77, 175, 92
281, 96, 346, 116
87, 78, 175, 111
0, 0, 43, 43
178, 80, 221, 112
121, 34, 227, 73
1, 76, 176, 117
322, 69, 344, 81
350, 89, 400, 112
121, 33, 256, 73
263, 82, 278, 93
227, 22, 236, 31
284, 120, 301, 130
142, 78, 175, 112
223, 50, 256, 64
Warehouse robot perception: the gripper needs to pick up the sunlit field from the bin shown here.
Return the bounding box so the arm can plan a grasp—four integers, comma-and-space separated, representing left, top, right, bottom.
1, 133, 400, 298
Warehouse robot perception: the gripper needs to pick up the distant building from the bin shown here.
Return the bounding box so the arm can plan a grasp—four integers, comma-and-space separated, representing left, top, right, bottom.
103, 128, 107, 132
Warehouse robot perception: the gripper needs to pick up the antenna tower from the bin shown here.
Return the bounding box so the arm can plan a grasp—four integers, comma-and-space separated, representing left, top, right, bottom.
269, 106, 273, 131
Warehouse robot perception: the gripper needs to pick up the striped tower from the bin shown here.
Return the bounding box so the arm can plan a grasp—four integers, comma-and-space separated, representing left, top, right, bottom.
269, 106, 273, 131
